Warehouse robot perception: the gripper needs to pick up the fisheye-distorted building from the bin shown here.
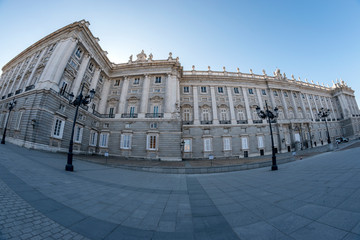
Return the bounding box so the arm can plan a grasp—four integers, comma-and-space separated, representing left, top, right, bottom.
0, 20, 359, 161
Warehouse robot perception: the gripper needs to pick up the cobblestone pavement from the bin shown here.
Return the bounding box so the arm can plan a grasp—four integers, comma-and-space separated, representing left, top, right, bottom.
0, 141, 360, 239
0, 179, 87, 240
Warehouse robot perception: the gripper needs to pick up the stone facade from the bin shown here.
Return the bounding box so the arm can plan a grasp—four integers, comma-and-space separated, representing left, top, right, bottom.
0, 20, 359, 161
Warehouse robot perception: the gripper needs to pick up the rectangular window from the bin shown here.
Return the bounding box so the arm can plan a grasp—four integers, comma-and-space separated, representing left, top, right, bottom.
248, 88, 254, 94
223, 137, 231, 151
109, 108, 114, 115
218, 87, 224, 93
114, 80, 120, 86
134, 78, 140, 84
155, 76, 161, 83
99, 133, 109, 147
120, 134, 132, 149
261, 89, 267, 95
75, 47, 82, 58
153, 106, 159, 114
284, 91, 288, 97
201, 86, 207, 93
301, 93, 305, 99
293, 93, 297, 98
183, 86, 189, 93
52, 118, 64, 139
129, 106, 136, 116
257, 136, 264, 148
204, 138, 212, 152
147, 135, 158, 150
15, 111, 23, 130
234, 87, 239, 94
241, 137, 249, 150
184, 139, 192, 152
74, 126, 83, 143
273, 90, 278, 96
89, 131, 98, 146
88, 62, 94, 72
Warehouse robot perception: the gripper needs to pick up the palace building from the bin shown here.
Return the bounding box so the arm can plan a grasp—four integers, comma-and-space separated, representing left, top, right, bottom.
0, 20, 359, 161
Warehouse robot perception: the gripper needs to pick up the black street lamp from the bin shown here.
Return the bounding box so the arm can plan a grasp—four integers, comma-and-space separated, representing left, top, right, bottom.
318, 107, 331, 144
256, 100, 279, 171
1, 99, 17, 144
66, 83, 95, 172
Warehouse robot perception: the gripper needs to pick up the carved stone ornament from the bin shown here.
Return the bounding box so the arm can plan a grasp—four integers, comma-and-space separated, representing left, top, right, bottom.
136, 50, 147, 62
208, 66, 211, 71
262, 69, 266, 75
223, 66, 226, 72
168, 52, 173, 60
192, 65, 195, 71
148, 53, 153, 61
249, 69, 253, 74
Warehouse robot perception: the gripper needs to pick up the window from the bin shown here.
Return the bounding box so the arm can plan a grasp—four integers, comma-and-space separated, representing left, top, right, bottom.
220, 109, 227, 121
218, 87, 224, 93
75, 47, 82, 58
309, 95, 312, 99
150, 122, 158, 129
257, 136, 264, 148
201, 86, 207, 93
204, 138, 212, 152
99, 133, 109, 147
234, 87, 239, 94
183, 86, 189, 93
238, 110, 245, 120
284, 91, 288, 97
89, 131, 98, 146
273, 90, 278, 96
120, 134, 132, 149
99, 75, 103, 83
183, 109, 191, 121
301, 94, 305, 99
88, 62, 94, 72
147, 134, 158, 150
134, 78, 140, 84
114, 80, 120, 86
104, 123, 109, 128
223, 137, 231, 151
129, 106, 136, 116
261, 89, 267, 95
293, 93, 297, 98
15, 111, 23, 130
153, 106, 159, 114
69, 59, 78, 69
155, 76, 161, 83
74, 126, 83, 143
109, 108, 114, 116
52, 118, 65, 139
248, 88, 254, 94
202, 109, 210, 121
241, 137, 249, 149
154, 88, 161, 93
184, 139, 192, 152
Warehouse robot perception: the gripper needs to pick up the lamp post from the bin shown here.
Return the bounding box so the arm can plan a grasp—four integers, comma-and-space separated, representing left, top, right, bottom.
66, 83, 95, 172
1, 99, 17, 144
318, 107, 331, 144
256, 100, 279, 171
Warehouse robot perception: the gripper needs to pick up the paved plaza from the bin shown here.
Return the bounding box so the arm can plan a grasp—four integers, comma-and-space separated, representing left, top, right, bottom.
0, 142, 360, 240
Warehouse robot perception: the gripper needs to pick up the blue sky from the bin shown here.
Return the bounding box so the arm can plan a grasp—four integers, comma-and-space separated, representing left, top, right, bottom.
1, 0, 359, 105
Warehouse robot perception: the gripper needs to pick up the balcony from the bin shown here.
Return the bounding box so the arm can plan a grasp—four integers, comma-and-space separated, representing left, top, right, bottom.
1, 96, 5, 100
7, 93, 13, 97
253, 120, 263, 124
270, 119, 277, 123
25, 85, 35, 91
121, 113, 138, 118
145, 113, 164, 118
15, 89, 23, 95
200, 120, 213, 125
219, 120, 231, 124
237, 120, 248, 124
183, 121, 193, 125
315, 119, 320, 122
93, 110, 115, 118
332, 118, 336, 121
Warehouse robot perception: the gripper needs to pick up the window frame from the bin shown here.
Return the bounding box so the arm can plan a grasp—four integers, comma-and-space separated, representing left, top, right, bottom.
52, 117, 65, 139
120, 134, 132, 149
99, 133, 109, 147
184, 139, 192, 152
248, 88, 254, 94
155, 76, 162, 84
74, 125, 83, 143
234, 87, 239, 94
147, 134, 158, 150
223, 137, 231, 151
89, 131, 98, 146
203, 138, 213, 152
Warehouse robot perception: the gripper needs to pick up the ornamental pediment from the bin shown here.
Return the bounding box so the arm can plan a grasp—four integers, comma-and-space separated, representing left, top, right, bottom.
181, 104, 193, 109
150, 95, 163, 102
127, 96, 140, 102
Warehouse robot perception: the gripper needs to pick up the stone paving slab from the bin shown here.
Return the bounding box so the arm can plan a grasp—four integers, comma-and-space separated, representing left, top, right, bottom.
0, 141, 360, 239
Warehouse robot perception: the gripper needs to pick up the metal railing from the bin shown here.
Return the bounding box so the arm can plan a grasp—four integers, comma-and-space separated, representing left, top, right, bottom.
25, 85, 35, 91
200, 120, 213, 125
121, 113, 138, 118
15, 89, 23, 95
145, 113, 164, 118
237, 120, 248, 124
253, 120, 263, 124
219, 120, 231, 124
183, 121, 193, 125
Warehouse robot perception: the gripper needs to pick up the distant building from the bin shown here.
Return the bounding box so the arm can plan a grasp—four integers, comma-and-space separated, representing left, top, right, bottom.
0, 20, 359, 160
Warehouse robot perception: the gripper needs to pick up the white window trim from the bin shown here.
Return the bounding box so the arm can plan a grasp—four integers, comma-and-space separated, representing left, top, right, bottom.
89, 131, 98, 146
203, 138, 212, 152
147, 134, 158, 151
120, 134, 132, 149
99, 132, 109, 148
257, 136, 264, 148
74, 125, 83, 143
184, 139, 192, 152
241, 137, 249, 150
15, 111, 23, 130
223, 137, 231, 151
52, 117, 65, 139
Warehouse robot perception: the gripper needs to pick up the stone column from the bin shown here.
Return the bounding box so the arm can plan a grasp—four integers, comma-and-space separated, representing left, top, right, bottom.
305, 94, 315, 120
37, 37, 77, 91
164, 74, 177, 118
299, 92, 307, 119
26, 48, 48, 87
227, 86, 236, 124
16, 53, 36, 90
280, 90, 288, 119
2, 67, 18, 96
8, 61, 27, 93
312, 95, 319, 114
242, 87, 252, 124
256, 88, 264, 110
89, 67, 101, 91
193, 86, 200, 125
289, 91, 298, 118
268, 87, 276, 109
98, 78, 111, 114
139, 75, 150, 118
71, 54, 90, 96
329, 97, 336, 120
117, 76, 129, 117
210, 86, 219, 124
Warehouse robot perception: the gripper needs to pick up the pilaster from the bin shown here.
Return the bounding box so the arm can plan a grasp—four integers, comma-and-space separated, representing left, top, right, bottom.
280, 90, 288, 119
242, 87, 253, 124
164, 74, 177, 118
98, 78, 111, 114
210, 86, 219, 124
193, 86, 200, 125
139, 75, 150, 118
227, 86, 236, 124
117, 76, 129, 116
71, 53, 90, 96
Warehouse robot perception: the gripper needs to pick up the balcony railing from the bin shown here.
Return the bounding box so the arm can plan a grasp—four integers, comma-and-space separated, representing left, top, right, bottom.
332, 118, 336, 121
1, 96, 5, 100
253, 120, 263, 124
93, 110, 115, 118
219, 120, 231, 124
15, 89, 23, 95
145, 113, 164, 118
25, 85, 35, 91
237, 120, 248, 124
200, 120, 213, 125
121, 113, 138, 118
7, 93, 13, 97
315, 119, 320, 122
183, 121, 193, 125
